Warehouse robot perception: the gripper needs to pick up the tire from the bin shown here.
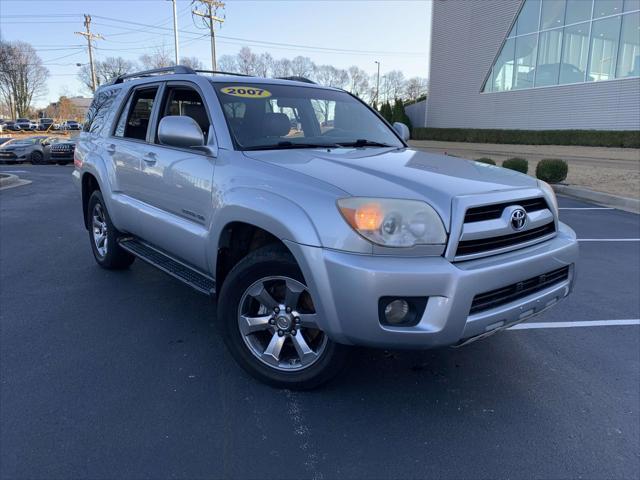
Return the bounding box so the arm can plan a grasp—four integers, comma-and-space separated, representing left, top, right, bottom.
87, 191, 135, 270
30, 151, 44, 164
217, 246, 348, 389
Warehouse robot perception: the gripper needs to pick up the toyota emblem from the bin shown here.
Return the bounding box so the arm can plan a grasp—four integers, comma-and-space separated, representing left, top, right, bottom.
510, 208, 527, 231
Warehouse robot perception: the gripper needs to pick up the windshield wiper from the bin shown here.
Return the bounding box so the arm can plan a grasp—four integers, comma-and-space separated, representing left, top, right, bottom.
244, 141, 340, 151
337, 139, 395, 148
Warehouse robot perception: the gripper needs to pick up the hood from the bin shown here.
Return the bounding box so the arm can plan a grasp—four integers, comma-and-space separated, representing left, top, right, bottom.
243, 147, 538, 222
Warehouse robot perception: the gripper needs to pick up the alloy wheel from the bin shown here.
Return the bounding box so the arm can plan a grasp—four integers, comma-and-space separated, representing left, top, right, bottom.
91, 203, 108, 258
238, 276, 327, 371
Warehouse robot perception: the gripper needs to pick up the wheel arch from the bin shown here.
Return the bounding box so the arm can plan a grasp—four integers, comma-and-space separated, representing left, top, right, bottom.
211, 191, 322, 289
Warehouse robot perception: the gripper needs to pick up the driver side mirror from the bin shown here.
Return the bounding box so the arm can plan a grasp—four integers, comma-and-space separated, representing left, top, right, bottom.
393, 122, 410, 142
158, 116, 204, 149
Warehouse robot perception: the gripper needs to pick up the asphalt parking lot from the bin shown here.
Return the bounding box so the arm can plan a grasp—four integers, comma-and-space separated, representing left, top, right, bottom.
1, 165, 639, 480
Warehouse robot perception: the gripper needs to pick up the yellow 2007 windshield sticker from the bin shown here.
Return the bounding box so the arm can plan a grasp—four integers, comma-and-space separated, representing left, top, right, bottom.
221, 86, 271, 98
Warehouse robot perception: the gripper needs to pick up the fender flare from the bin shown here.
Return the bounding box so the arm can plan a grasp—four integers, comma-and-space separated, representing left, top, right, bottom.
208, 188, 322, 273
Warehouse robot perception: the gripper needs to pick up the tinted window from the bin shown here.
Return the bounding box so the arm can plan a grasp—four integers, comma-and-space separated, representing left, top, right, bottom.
157, 87, 210, 143
113, 87, 158, 141
214, 83, 402, 150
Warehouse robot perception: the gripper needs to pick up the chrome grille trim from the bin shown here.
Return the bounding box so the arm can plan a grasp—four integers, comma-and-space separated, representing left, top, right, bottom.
445, 191, 558, 262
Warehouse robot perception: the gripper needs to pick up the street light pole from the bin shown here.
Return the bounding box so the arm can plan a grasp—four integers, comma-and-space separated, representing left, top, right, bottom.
171, 0, 180, 65
374, 61, 380, 106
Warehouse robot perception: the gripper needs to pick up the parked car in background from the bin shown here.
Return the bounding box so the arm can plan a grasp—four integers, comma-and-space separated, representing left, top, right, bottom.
15, 118, 33, 130
61, 120, 81, 131
38, 118, 55, 131
0, 136, 53, 164
29, 120, 38, 130
3, 121, 21, 131
49, 139, 76, 164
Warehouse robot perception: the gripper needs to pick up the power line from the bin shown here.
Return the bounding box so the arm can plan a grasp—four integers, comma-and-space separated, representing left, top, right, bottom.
88, 15, 426, 56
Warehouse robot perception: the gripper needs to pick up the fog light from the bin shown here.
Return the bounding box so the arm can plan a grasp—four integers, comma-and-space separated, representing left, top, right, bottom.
384, 299, 409, 324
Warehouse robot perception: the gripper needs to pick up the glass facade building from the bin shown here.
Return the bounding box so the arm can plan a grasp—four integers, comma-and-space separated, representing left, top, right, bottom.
483, 0, 640, 92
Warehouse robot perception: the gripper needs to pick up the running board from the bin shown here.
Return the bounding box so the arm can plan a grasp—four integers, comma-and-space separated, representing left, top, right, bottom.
118, 237, 215, 296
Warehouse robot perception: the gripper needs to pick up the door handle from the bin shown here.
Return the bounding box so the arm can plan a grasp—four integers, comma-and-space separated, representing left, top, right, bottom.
106, 143, 116, 154
143, 152, 157, 165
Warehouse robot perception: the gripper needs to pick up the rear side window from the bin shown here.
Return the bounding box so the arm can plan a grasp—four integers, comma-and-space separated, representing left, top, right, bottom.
113, 87, 158, 141
83, 87, 120, 134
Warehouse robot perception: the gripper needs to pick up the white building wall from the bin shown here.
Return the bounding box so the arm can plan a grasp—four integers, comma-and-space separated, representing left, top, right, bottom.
427, 0, 640, 130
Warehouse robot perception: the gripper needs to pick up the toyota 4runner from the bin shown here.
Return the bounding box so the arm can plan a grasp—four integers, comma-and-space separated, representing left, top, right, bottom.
73, 66, 578, 389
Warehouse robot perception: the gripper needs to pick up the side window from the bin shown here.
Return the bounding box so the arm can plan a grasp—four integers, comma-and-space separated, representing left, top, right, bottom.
113, 87, 158, 141
83, 87, 119, 134
158, 87, 211, 143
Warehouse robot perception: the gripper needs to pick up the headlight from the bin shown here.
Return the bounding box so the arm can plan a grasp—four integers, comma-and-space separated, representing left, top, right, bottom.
537, 180, 559, 217
337, 197, 446, 247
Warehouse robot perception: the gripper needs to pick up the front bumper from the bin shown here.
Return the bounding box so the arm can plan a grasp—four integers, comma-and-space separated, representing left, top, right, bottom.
285, 222, 578, 349
0, 152, 26, 162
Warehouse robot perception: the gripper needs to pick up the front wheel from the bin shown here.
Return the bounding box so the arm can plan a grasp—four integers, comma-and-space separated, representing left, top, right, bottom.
217, 247, 348, 389
87, 191, 135, 270
30, 151, 44, 164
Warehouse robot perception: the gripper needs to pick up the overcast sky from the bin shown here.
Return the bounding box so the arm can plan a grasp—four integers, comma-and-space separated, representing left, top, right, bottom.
0, 0, 432, 107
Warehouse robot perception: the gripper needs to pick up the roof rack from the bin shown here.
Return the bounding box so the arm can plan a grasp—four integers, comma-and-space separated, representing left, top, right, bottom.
194, 70, 253, 77
112, 66, 196, 84
276, 76, 316, 84
110, 66, 316, 85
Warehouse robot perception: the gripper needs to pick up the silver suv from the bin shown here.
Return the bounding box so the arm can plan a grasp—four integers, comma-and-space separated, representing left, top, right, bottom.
73, 66, 578, 388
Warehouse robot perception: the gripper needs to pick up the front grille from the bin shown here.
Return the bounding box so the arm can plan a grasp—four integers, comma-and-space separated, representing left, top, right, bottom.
456, 222, 555, 257
470, 266, 570, 315
464, 197, 548, 223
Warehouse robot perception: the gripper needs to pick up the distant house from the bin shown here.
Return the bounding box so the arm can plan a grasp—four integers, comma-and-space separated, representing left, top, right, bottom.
44, 96, 93, 121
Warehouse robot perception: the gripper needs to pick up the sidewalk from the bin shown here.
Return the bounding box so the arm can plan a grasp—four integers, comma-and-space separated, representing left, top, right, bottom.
409, 140, 640, 199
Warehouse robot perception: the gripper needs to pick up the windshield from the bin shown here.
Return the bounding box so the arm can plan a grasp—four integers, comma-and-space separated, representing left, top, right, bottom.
213, 83, 403, 151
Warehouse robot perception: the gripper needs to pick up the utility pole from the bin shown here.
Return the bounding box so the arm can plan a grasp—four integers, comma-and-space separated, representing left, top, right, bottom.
192, 0, 225, 70
170, 0, 180, 65
374, 61, 381, 105
75, 14, 103, 93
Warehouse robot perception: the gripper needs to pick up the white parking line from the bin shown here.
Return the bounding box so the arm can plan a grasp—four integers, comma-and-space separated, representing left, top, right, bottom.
509, 319, 640, 330
577, 239, 640, 242
559, 207, 614, 210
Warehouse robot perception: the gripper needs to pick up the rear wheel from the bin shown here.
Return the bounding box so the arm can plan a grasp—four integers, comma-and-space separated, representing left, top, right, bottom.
217, 247, 348, 389
87, 191, 135, 270
30, 151, 44, 164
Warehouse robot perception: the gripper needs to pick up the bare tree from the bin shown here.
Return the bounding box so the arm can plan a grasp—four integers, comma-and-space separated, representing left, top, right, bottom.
290, 56, 315, 78
255, 52, 274, 77
217, 54, 238, 72
271, 58, 292, 77
235, 47, 258, 75
180, 56, 204, 70
383, 70, 405, 102
139, 45, 174, 70
347, 66, 370, 99
404, 77, 428, 102
79, 56, 136, 91
0, 40, 49, 118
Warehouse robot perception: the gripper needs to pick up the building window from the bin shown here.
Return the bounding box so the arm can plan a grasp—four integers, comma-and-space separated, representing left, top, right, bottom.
483, 0, 640, 92
536, 28, 564, 86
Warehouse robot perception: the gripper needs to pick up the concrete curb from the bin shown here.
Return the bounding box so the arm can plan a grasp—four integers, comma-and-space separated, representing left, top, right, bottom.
0, 173, 31, 191
553, 184, 640, 214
